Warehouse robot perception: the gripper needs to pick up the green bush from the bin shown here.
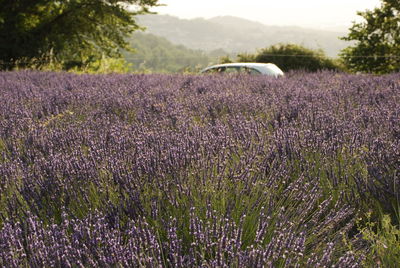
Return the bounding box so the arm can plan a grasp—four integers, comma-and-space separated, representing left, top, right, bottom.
238, 43, 343, 72
361, 214, 400, 267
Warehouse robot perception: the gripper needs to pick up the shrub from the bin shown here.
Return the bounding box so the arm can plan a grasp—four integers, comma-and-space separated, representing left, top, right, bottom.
238, 43, 343, 72
361, 214, 400, 267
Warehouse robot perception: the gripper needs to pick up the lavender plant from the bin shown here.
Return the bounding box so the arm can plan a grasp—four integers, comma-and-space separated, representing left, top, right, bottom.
0, 70, 399, 267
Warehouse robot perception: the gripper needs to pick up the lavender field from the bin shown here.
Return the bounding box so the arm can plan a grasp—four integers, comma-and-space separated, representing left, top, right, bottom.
0, 71, 399, 267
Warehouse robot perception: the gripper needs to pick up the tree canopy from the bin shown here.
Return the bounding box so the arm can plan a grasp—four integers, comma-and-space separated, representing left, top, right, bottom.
0, 0, 159, 70
340, 0, 400, 74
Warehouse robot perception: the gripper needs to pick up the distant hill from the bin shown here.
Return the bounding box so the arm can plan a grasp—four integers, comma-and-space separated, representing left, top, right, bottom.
124, 32, 221, 73
137, 14, 350, 57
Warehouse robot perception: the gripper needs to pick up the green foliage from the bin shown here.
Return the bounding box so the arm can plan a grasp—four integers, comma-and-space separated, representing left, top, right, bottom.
237, 52, 256, 63
14, 56, 132, 74
219, 55, 233, 64
124, 32, 213, 73
78, 57, 132, 74
361, 214, 400, 267
0, 0, 159, 71
237, 44, 342, 72
340, 0, 400, 74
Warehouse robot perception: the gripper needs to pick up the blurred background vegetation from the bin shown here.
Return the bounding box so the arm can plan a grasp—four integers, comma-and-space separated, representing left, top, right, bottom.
0, 0, 398, 74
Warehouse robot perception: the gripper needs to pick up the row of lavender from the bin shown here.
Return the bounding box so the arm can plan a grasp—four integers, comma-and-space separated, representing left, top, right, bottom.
0, 71, 399, 267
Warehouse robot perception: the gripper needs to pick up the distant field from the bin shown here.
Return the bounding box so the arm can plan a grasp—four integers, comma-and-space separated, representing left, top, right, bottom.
0, 71, 399, 266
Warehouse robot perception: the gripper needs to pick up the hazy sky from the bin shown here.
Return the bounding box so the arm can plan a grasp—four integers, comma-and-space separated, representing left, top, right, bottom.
152, 0, 382, 30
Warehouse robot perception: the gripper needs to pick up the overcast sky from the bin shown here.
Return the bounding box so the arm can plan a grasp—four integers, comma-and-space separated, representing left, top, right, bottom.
152, 0, 382, 30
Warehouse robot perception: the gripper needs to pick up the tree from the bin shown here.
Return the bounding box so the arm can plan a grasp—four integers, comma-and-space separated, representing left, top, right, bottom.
238, 44, 341, 72
0, 0, 159, 70
340, 0, 400, 74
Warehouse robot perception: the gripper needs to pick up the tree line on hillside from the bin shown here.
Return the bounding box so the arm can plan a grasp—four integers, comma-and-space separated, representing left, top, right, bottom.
123, 32, 220, 73
136, 14, 349, 58
0, 0, 398, 74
